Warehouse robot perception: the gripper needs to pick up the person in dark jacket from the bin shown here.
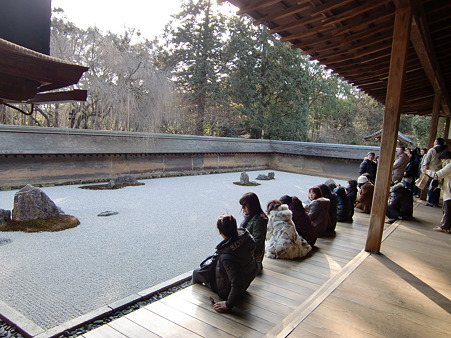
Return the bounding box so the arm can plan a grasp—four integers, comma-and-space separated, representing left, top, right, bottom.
403, 148, 420, 192
192, 214, 258, 312
334, 186, 351, 222
239, 192, 268, 274
306, 186, 331, 237
346, 179, 358, 221
318, 183, 337, 233
359, 152, 377, 182
280, 195, 317, 246
385, 183, 413, 223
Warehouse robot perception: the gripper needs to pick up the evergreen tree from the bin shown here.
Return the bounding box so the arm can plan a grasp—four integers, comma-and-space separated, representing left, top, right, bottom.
224, 16, 311, 140
157, 0, 228, 135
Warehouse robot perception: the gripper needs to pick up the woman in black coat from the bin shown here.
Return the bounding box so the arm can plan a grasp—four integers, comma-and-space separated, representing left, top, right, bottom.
346, 179, 358, 221
318, 184, 337, 232
334, 186, 351, 222
192, 214, 258, 312
386, 183, 413, 223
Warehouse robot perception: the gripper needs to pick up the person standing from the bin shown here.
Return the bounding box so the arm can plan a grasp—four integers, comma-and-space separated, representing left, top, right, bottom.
421, 138, 447, 207
403, 148, 420, 192
413, 148, 427, 198
239, 192, 268, 274
392, 147, 409, 183
423, 150, 451, 233
359, 152, 377, 182
192, 214, 258, 312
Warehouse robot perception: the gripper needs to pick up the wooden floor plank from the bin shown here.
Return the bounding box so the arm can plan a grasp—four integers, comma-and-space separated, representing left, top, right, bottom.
263, 258, 340, 281
309, 293, 450, 338
263, 255, 342, 275
192, 283, 283, 326
107, 317, 160, 337
174, 286, 274, 334
81, 325, 127, 338
160, 295, 262, 338
125, 308, 201, 337
285, 320, 328, 338
248, 280, 310, 304
259, 267, 323, 289
144, 301, 234, 337
292, 310, 381, 338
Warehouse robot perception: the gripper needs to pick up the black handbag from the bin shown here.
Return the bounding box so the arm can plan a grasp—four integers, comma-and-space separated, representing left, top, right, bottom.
193, 254, 218, 287
430, 179, 439, 191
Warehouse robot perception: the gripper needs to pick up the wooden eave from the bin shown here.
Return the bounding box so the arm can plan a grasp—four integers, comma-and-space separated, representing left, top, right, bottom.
224, 0, 451, 117
0, 38, 89, 103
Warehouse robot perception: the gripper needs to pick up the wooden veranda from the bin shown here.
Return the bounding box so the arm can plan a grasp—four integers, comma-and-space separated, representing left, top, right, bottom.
222, 0, 451, 253
81, 203, 450, 337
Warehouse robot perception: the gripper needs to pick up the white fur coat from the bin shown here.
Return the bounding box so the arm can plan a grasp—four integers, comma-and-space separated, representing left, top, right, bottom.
265, 204, 312, 259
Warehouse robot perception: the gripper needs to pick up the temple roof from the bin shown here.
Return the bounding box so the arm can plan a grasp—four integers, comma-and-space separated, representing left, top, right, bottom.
0, 38, 88, 104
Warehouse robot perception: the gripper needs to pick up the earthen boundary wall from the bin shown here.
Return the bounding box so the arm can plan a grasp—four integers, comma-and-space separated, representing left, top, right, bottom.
0, 125, 380, 189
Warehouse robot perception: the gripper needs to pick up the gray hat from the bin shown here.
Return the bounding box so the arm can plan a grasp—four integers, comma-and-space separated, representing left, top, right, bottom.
357, 175, 368, 184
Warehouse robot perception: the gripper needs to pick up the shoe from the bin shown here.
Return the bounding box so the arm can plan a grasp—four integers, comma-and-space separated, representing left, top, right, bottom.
425, 203, 434, 207
385, 219, 396, 224
433, 226, 451, 233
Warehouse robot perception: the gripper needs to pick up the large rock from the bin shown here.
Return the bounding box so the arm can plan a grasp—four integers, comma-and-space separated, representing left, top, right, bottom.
108, 174, 139, 188
240, 172, 250, 185
12, 185, 62, 222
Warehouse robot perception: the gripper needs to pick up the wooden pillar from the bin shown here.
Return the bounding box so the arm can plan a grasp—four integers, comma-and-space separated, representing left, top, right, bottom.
365, 5, 412, 253
428, 91, 442, 148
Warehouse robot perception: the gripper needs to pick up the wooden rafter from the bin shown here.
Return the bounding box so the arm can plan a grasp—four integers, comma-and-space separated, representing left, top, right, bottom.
409, 2, 451, 115
226, 0, 451, 117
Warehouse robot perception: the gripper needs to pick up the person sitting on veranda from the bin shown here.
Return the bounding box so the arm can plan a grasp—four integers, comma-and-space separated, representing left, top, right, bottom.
192, 214, 258, 312
239, 192, 268, 274
385, 182, 413, 224
305, 186, 331, 237
318, 183, 337, 233
355, 175, 374, 213
334, 186, 352, 222
279, 195, 317, 247
346, 179, 358, 222
265, 200, 312, 259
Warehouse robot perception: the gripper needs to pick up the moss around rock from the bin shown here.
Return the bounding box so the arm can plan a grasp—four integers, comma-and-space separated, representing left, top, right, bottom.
0, 215, 80, 233
79, 182, 145, 190
233, 182, 261, 186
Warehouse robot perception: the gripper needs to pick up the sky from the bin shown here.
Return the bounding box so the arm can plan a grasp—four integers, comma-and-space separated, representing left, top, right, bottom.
52, 0, 236, 40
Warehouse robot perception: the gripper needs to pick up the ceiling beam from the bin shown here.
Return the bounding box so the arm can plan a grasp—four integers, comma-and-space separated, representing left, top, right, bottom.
405, 0, 451, 115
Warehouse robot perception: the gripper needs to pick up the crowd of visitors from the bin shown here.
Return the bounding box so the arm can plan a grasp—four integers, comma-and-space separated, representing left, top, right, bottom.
193, 139, 450, 313
354, 139, 451, 229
